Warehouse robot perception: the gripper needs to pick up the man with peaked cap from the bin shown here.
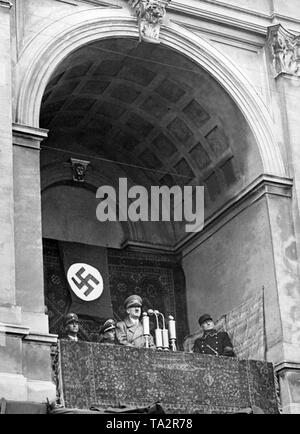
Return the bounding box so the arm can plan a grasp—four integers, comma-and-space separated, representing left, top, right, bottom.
193, 313, 235, 357
64, 312, 80, 342
99, 319, 117, 344
116, 295, 155, 349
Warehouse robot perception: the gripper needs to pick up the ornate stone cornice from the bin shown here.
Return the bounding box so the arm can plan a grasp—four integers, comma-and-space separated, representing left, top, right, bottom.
267, 24, 300, 78
127, 0, 171, 43
275, 361, 300, 373
12, 123, 48, 150
178, 174, 293, 255
0, 323, 29, 337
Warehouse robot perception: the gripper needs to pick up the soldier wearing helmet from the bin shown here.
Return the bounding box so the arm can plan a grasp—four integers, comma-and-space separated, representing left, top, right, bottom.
116, 295, 155, 349
64, 312, 80, 342
99, 319, 117, 344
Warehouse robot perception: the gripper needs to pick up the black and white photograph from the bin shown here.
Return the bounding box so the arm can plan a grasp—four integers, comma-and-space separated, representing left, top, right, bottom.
0, 0, 299, 418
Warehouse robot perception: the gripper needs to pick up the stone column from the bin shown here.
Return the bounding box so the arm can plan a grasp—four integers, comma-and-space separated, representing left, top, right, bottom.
0, 4, 57, 400
267, 24, 300, 414
13, 124, 49, 334
0, 1, 18, 319
12, 123, 57, 403
0, 1, 26, 401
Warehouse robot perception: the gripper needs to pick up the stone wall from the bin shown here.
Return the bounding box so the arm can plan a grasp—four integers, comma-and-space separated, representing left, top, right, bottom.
183, 196, 281, 359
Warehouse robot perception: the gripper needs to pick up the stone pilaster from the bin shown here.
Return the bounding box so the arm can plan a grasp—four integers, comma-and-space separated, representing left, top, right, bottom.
267, 24, 300, 414
276, 363, 300, 414
13, 124, 49, 334
0, 0, 16, 313
0, 324, 57, 402
270, 76, 300, 414
0, 120, 57, 403
266, 193, 300, 360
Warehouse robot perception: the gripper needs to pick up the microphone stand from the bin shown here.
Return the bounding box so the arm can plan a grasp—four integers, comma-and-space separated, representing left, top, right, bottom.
148, 309, 163, 350
156, 311, 169, 351
142, 312, 150, 349
168, 315, 177, 352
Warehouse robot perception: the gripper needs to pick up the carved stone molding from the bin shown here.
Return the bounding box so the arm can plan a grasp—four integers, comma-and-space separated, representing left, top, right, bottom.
70, 158, 90, 183
267, 24, 300, 78
13, 123, 48, 150
179, 174, 293, 254
16, 12, 286, 178
0, 1, 12, 9
128, 0, 171, 43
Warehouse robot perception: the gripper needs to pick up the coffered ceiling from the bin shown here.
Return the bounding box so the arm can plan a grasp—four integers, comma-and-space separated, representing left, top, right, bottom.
40, 37, 262, 245
41, 38, 238, 192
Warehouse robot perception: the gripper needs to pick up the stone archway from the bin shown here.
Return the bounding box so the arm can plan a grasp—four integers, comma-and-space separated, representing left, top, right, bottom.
5, 2, 300, 413
15, 8, 286, 178
8, 3, 298, 410
14, 5, 288, 348
13, 6, 289, 344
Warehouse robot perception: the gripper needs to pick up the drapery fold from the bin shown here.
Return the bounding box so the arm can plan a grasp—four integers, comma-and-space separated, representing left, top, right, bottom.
184, 288, 266, 360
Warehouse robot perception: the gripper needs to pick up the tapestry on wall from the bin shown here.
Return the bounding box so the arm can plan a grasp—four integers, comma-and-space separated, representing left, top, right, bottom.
43, 239, 189, 346
183, 288, 266, 360
216, 287, 266, 360
107, 249, 189, 347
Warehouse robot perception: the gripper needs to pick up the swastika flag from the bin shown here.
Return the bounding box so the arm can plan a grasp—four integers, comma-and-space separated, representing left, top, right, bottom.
59, 241, 113, 321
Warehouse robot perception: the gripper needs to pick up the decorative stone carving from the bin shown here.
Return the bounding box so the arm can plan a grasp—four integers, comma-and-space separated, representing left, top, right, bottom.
70, 158, 90, 183
128, 0, 171, 44
267, 24, 300, 78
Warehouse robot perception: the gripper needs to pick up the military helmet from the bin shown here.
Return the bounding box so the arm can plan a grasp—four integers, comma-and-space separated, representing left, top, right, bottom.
100, 319, 116, 334
64, 312, 79, 327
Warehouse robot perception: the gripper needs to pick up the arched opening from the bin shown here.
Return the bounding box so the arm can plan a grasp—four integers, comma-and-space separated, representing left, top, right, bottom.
39, 36, 270, 348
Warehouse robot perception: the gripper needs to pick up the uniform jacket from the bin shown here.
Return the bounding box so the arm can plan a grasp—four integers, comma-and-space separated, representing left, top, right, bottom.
99, 335, 117, 345
116, 317, 155, 349
65, 335, 79, 342
193, 330, 235, 357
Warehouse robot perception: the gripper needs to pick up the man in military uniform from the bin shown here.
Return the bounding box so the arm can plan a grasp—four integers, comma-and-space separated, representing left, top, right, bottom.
64, 313, 80, 342
116, 295, 155, 349
99, 319, 117, 344
193, 313, 235, 357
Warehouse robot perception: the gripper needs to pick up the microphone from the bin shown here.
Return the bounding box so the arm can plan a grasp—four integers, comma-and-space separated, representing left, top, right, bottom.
154, 310, 163, 326
156, 311, 169, 351
148, 309, 160, 329
148, 309, 163, 349
168, 315, 177, 352
142, 312, 150, 349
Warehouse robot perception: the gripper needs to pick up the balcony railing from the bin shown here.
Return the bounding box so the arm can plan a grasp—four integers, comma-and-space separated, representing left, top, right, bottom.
52, 340, 279, 414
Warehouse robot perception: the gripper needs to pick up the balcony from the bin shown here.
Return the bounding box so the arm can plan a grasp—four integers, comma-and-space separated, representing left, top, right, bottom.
53, 340, 280, 414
